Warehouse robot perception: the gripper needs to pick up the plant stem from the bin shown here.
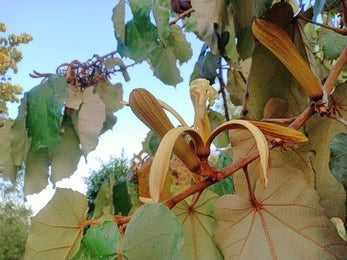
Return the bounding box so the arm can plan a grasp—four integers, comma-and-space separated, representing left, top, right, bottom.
218, 59, 230, 121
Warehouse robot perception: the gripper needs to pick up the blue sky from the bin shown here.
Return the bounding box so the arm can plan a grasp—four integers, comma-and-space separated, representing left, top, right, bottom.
2, 0, 203, 213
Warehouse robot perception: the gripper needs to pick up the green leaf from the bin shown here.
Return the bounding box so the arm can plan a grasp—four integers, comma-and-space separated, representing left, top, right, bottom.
96, 81, 123, 133
11, 94, 31, 169
24, 149, 50, 195
93, 180, 114, 219
121, 204, 184, 259
153, 1, 171, 43
26, 75, 68, 151
24, 188, 87, 260
128, 0, 154, 17
76, 86, 106, 157
247, 2, 310, 119
209, 177, 234, 196
51, 117, 82, 185
208, 109, 230, 148
112, 177, 132, 216
208, 152, 235, 195
172, 190, 223, 260
319, 29, 347, 59
329, 133, 347, 189
168, 25, 193, 65
236, 28, 254, 60
112, 0, 125, 43
117, 16, 158, 62
72, 221, 120, 260
305, 84, 347, 218
142, 130, 161, 156
148, 44, 183, 86
226, 68, 246, 106
223, 4, 239, 63
191, 51, 219, 84
0, 121, 17, 181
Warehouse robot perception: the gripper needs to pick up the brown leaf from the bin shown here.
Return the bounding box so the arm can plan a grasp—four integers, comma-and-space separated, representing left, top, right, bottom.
214, 167, 347, 259
24, 188, 87, 260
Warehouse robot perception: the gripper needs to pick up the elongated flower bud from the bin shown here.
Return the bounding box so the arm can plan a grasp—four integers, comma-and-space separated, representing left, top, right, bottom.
129, 88, 201, 172
252, 19, 323, 101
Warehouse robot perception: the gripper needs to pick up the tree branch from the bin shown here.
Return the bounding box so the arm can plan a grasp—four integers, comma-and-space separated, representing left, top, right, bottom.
169, 8, 195, 25
218, 59, 230, 121
298, 15, 347, 36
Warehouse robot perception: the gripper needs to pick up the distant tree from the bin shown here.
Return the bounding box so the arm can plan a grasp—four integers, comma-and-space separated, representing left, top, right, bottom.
0, 22, 32, 123
0, 174, 31, 260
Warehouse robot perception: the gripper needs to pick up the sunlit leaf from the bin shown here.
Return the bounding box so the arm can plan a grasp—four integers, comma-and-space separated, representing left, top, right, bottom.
51, 117, 82, 185
96, 81, 123, 133
26, 75, 68, 151
121, 204, 184, 259
331, 218, 347, 242
72, 221, 120, 260
24, 188, 87, 260
214, 167, 347, 259
76, 86, 106, 157
172, 190, 223, 260
329, 133, 347, 189
148, 44, 183, 86
112, 0, 125, 43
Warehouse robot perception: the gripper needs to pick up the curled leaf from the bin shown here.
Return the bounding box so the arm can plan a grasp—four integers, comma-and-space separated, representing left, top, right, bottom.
207, 120, 269, 186
251, 121, 308, 143
149, 127, 204, 202
252, 19, 323, 100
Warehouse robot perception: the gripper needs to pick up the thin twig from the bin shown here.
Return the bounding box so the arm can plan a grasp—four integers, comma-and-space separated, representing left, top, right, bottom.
218, 59, 230, 121
298, 15, 347, 35
169, 8, 195, 25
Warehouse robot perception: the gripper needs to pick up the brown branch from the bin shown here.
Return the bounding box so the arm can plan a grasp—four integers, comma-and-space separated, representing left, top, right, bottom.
323, 47, 347, 96
218, 60, 230, 121
298, 15, 347, 36
169, 8, 195, 25
261, 117, 296, 124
